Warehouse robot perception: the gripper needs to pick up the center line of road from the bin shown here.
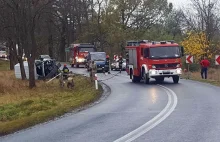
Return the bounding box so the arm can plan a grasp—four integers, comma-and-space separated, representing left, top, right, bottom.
113, 85, 178, 142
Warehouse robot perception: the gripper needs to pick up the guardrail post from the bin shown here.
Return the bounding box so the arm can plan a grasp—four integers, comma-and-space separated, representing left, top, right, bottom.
95, 74, 98, 90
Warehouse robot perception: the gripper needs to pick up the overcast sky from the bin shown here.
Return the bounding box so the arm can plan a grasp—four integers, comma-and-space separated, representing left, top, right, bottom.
168, 0, 191, 8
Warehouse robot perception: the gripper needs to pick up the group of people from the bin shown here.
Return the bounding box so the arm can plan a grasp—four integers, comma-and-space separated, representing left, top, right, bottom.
88, 55, 124, 82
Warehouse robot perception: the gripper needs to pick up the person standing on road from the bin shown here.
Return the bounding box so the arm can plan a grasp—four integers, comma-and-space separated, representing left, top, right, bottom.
90, 61, 97, 82
200, 56, 210, 79
118, 55, 123, 73
106, 55, 110, 74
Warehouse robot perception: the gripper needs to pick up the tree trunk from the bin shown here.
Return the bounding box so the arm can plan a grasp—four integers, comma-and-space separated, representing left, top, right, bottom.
18, 57, 26, 80
9, 48, 15, 70
28, 57, 36, 88
59, 22, 66, 62
7, 39, 17, 70
59, 35, 66, 62
15, 33, 27, 79
28, 27, 37, 88
48, 20, 53, 58
15, 42, 27, 80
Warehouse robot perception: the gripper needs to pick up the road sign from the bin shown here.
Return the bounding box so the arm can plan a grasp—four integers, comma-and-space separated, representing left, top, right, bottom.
114, 55, 118, 61
65, 48, 69, 52
186, 55, 193, 64
215, 55, 220, 65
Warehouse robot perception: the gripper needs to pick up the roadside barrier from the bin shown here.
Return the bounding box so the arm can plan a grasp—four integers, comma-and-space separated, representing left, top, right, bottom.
46, 73, 61, 83
95, 74, 98, 90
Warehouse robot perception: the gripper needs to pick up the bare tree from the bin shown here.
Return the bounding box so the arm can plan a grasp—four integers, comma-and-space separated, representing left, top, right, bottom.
182, 0, 220, 41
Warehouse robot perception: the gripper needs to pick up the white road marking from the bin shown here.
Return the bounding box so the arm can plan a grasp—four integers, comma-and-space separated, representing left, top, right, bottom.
113, 85, 178, 142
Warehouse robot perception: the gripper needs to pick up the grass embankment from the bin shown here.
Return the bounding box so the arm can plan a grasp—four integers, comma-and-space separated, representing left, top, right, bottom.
0, 60, 102, 136
0, 60, 9, 71
181, 68, 220, 86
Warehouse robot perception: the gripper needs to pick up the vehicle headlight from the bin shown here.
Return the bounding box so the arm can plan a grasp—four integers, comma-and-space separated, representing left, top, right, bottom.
177, 69, 182, 74
78, 58, 84, 62
150, 70, 156, 75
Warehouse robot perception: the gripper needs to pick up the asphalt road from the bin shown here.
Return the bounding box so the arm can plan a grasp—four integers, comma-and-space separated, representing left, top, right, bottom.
1, 66, 220, 142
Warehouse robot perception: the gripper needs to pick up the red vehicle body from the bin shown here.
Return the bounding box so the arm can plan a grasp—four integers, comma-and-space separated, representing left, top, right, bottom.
69, 43, 96, 68
125, 40, 184, 84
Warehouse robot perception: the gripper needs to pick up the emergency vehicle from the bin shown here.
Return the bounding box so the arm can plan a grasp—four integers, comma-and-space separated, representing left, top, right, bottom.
69, 43, 96, 67
126, 40, 184, 84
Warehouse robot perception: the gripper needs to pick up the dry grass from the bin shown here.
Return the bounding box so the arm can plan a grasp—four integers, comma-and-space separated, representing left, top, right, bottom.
0, 60, 102, 136
181, 68, 220, 86
0, 60, 10, 71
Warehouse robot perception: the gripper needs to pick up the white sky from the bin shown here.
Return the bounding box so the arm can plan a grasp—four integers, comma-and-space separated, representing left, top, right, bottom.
168, 0, 191, 9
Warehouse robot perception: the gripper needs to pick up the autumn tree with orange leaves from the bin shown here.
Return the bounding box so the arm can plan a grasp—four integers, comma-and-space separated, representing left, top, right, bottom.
181, 31, 211, 62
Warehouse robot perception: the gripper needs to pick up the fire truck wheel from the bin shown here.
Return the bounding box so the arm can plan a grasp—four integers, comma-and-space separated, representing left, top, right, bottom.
173, 76, 179, 83
76, 64, 79, 68
71, 64, 74, 68
143, 74, 150, 84
132, 76, 140, 83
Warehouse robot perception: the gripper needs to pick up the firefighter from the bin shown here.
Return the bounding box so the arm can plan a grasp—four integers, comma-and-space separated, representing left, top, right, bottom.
118, 55, 123, 73
125, 52, 129, 75
67, 72, 74, 89
106, 55, 110, 74
62, 64, 69, 79
90, 60, 97, 82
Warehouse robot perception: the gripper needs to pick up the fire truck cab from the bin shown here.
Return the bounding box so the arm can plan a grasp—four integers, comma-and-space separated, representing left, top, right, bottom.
126, 40, 184, 84
69, 43, 96, 68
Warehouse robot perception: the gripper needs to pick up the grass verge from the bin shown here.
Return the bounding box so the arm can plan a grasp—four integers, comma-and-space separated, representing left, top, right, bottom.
0, 60, 9, 71
181, 68, 220, 86
0, 60, 103, 136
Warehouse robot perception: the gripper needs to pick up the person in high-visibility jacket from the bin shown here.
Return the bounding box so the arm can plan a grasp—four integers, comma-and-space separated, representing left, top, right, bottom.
62, 64, 69, 79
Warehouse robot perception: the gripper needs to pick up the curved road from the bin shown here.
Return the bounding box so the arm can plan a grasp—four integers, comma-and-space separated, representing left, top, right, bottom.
1, 67, 220, 142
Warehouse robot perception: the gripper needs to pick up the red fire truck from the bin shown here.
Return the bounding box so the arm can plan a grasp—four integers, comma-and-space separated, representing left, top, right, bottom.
69, 43, 96, 67
126, 40, 184, 84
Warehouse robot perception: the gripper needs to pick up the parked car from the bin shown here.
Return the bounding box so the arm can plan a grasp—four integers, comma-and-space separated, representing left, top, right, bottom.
0, 51, 7, 58
39, 55, 51, 61
111, 59, 126, 71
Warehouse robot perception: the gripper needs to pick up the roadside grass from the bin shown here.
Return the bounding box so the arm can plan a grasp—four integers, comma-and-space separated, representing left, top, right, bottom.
0, 61, 102, 136
0, 60, 10, 71
181, 68, 220, 86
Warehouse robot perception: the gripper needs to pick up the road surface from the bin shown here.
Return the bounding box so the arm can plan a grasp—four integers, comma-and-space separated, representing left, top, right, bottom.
1, 66, 220, 142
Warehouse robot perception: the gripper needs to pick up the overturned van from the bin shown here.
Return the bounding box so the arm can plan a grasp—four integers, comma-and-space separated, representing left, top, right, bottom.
15, 59, 61, 80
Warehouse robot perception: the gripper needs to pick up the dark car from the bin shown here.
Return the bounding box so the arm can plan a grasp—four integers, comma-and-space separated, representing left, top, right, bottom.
86, 52, 109, 72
